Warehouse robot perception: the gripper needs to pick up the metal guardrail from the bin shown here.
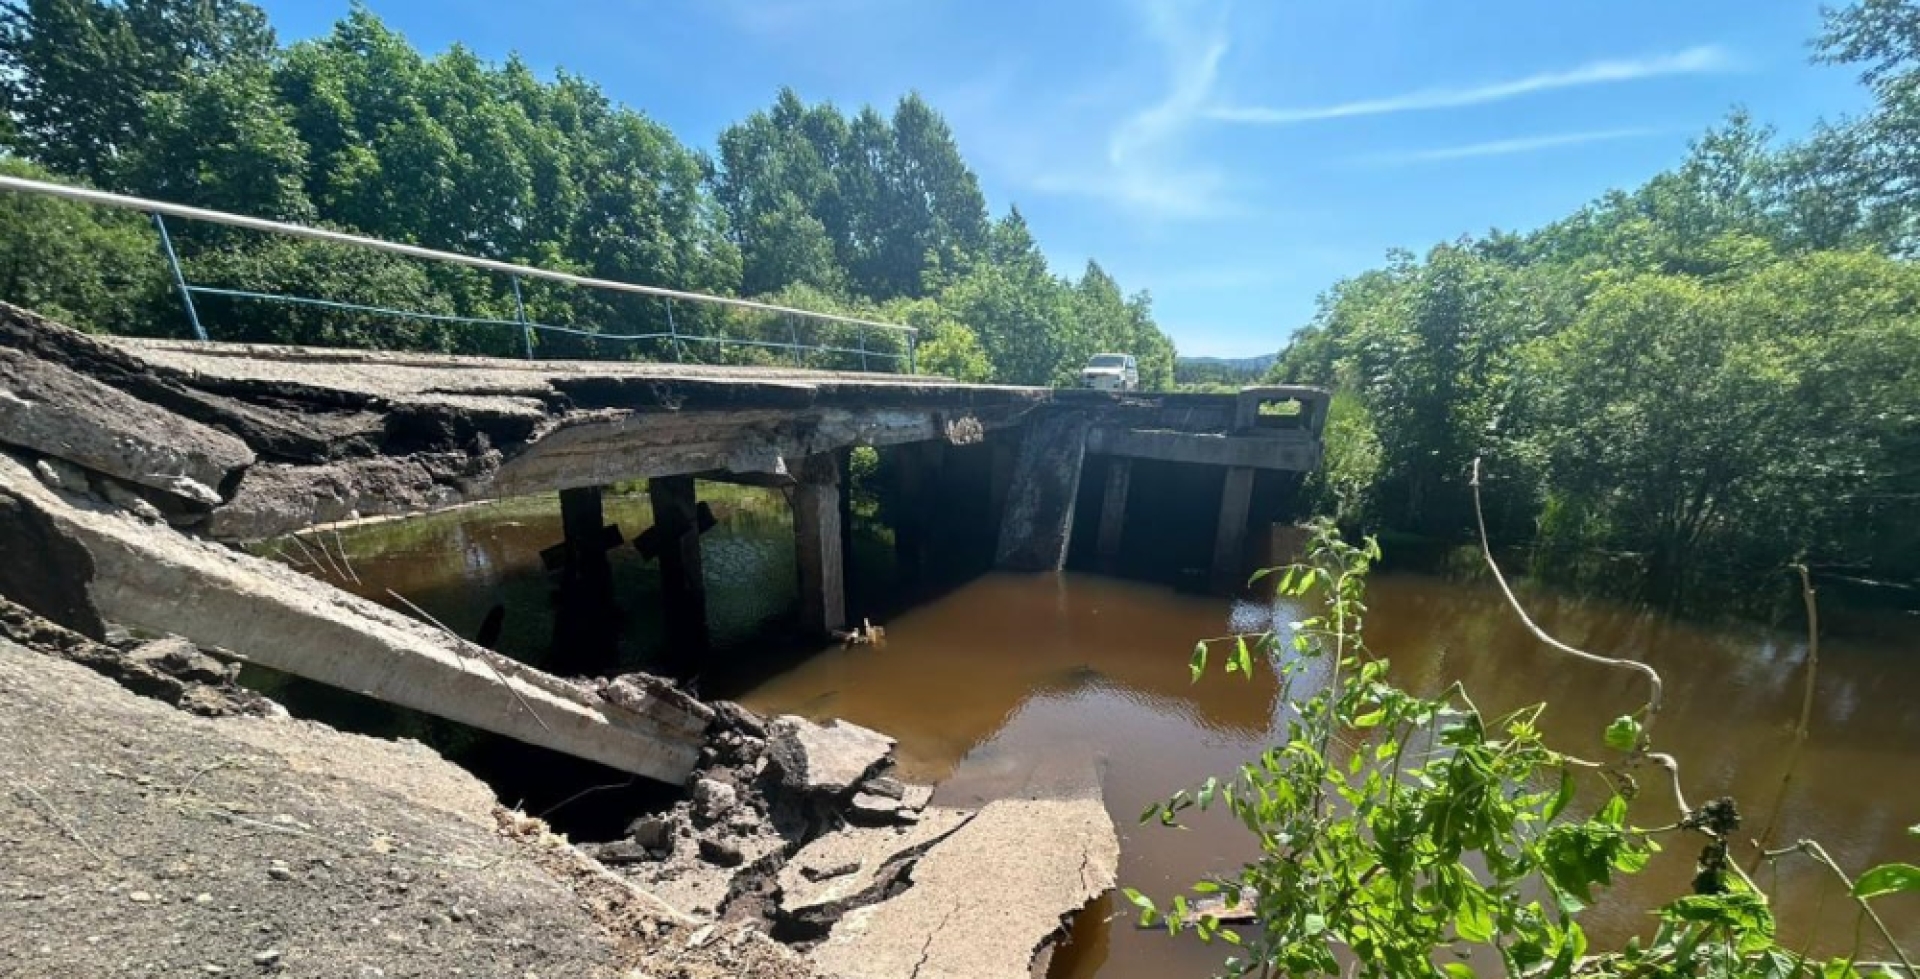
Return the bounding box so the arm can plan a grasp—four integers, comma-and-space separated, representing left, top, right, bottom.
0, 175, 918, 372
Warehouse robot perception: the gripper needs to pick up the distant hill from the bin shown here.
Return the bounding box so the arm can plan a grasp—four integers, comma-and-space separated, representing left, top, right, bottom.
1174, 353, 1276, 386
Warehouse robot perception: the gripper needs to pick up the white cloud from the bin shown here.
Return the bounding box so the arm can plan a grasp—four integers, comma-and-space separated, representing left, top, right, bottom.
1210, 45, 1733, 126
1027, 0, 1240, 220
1362, 127, 1664, 165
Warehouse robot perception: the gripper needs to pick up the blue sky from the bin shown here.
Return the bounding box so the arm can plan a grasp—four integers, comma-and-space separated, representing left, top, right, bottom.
253, 0, 1871, 357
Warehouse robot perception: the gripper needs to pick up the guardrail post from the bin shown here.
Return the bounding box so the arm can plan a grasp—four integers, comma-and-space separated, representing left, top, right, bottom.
150, 213, 207, 342
786, 314, 802, 367
510, 274, 533, 360
858, 324, 869, 372
665, 298, 683, 363
907, 332, 917, 375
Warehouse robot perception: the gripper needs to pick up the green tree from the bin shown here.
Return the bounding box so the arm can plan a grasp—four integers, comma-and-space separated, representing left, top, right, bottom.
0, 158, 169, 334
0, 0, 274, 185
122, 58, 312, 219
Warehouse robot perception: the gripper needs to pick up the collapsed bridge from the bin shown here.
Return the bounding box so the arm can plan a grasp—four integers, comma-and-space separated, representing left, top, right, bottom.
0, 301, 1324, 783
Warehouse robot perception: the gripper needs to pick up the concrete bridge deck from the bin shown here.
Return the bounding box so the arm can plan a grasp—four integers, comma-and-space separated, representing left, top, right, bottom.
0, 300, 1324, 783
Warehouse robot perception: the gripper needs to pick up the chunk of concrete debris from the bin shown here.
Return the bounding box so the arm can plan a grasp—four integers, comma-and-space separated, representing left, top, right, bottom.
691, 778, 737, 823
627, 816, 673, 852
845, 791, 903, 826
808, 798, 1118, 979
766, 716, 894, 797
585, 841, 654, 865
860, 776, 905, 800
710, 700, 769, 739
777, 808, 973, 921
126, 636, 232, 685
697, 837, 744, 868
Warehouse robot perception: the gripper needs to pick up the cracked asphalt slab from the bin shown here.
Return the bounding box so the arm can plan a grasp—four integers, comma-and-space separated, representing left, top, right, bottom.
807, 797, 1119, 979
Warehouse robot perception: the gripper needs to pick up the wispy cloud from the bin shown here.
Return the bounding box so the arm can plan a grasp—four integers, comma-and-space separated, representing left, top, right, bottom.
1210, 45, 1733, 126
1029, 0, 1239, 220
1363, 127, 1665, 165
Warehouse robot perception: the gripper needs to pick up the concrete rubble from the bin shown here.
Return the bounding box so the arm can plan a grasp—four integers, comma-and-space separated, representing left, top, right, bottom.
767, 714, 897, 796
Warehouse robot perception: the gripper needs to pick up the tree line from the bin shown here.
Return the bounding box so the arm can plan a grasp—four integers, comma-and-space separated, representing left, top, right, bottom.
0, 0, 1175, 386
1272, 0, 1920, 599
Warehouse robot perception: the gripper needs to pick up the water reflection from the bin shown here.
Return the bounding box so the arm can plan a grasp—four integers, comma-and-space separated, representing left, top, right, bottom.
740, 569, 1920, 977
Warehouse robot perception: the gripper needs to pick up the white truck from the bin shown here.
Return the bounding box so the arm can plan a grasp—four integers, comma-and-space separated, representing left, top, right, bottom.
1080, 353, 1138, 391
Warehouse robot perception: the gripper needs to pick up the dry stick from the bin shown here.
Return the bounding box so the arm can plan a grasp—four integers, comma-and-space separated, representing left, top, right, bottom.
1763, 839, 1915, 977
286, 534, 333, 579
538, 777, 638, 820
1748, 564, 1822, 871
305, 532, 348, 581
273, 541, 311, 569
1469, 459, 1665, 732
331, 528, 363, 586
384, 589, 553, 734
14, 784, 107, 863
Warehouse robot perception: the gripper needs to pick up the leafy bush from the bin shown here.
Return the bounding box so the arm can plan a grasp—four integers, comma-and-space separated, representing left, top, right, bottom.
1131, 520, 1917, 978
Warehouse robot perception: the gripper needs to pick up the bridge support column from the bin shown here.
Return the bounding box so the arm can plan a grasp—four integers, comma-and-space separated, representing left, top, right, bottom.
1211, 466, 1256, 593
794, 453, 847, 637
995, 412, 1090, 572
552, 486, 621, 675
648, 475, 708, 672
1095, 457, 1132, 562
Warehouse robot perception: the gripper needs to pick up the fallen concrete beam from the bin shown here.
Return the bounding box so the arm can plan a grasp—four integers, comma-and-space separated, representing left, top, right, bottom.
0, 453, 704, 783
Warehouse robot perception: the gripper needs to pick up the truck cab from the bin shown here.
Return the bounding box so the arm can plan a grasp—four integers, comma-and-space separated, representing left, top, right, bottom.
1081, 353, 1138, 391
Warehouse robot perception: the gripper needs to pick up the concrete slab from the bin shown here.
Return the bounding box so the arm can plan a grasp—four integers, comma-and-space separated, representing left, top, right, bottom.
776, 808, 973, 919
808, 797, 1119, 979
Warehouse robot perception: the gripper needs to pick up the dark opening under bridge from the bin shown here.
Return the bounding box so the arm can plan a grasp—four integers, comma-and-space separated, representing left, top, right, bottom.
0, 183, 1326, 786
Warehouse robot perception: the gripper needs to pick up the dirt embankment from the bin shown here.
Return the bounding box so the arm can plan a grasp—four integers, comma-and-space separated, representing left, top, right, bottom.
0, 609, 821, 979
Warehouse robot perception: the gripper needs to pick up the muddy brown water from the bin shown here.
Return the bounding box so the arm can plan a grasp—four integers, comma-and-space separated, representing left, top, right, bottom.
315, 495, 1920, 975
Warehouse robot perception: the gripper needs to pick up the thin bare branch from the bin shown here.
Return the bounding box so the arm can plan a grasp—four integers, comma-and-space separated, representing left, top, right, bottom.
14, 783, 107, 863
1470, 458, 1665, 731
332, 529, 362, 586
1749, 564, 1823, 869
1764, 839, 1914, 976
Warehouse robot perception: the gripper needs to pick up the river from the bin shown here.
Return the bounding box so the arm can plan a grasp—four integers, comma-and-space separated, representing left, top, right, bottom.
301, 487, 1920, 975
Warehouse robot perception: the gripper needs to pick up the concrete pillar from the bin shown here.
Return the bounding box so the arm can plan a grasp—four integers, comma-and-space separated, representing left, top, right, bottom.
794, 453, 847, 636
994, 411, 1091, 572
1210, 466, 1256, 593
552, 486, 620, 675
648, 475, 708, 672
1095, 457, 1132, 562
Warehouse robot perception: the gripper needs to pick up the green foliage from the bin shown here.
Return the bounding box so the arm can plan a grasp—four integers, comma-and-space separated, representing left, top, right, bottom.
0, 158, 170, 334
1136, 523, 1916, 978
1272, 45, 1920, 591
0, 1, 1178, 381
1305, 391, 1383, 526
